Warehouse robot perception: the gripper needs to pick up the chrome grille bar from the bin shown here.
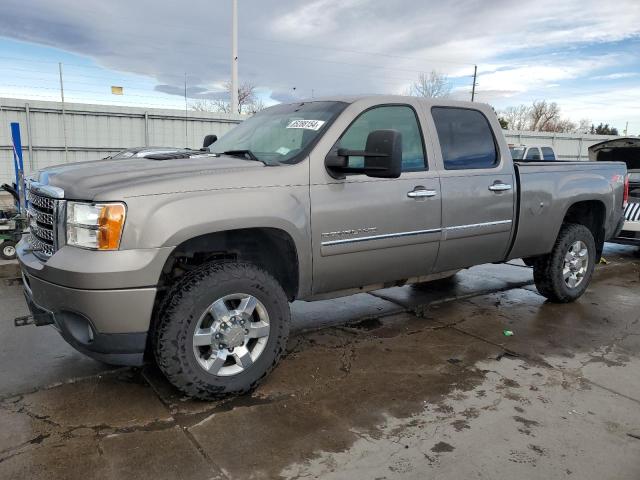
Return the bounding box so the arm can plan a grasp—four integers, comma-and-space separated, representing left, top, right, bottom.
25, 182, 64, 259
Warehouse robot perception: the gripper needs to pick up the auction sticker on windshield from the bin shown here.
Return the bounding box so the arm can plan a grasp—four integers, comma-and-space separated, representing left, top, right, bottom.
286, 119, 326, 130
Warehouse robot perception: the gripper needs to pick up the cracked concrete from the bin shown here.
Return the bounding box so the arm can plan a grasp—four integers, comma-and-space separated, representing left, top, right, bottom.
0, 244, 639, 479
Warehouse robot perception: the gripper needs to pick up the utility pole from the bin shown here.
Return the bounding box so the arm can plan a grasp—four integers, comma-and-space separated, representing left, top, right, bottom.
230, 0, 239, 114
58, 62, 68, 162
471, 65, 477, 102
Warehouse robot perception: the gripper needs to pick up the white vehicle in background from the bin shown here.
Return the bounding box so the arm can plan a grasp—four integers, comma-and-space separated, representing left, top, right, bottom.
590, 138, 640, 246
509, 145, 557, 161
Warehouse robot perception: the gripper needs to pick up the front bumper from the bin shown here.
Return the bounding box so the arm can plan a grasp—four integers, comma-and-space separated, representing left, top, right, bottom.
17, 239, 164, 365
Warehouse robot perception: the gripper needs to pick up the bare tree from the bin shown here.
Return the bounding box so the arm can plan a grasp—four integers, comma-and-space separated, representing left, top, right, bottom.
500, 100, 577, 133
577, 118, 592, 134
191, 81, 265, 114
501, 105, 531, 130
544, 118, 577, 133
529, 100, 560, 131
409, 71, 451, 98
191, 99, 220, 112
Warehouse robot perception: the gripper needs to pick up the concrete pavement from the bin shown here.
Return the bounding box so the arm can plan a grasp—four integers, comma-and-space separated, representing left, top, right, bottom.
0, 244, 639, 479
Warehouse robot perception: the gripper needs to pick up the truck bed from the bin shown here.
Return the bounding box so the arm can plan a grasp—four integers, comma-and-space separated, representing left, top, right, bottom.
507, 160, 627, 260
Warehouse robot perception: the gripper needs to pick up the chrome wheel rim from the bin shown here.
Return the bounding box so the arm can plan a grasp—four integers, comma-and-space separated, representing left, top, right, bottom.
192, 293, 270, 377
3, 245, 15, 257
562, 240, 589, 289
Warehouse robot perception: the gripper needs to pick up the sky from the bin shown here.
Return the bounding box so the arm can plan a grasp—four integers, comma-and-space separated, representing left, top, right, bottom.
1, 0, 639, 132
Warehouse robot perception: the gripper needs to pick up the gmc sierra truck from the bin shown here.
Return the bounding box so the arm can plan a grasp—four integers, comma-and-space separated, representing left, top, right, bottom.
16, 96, 628, 399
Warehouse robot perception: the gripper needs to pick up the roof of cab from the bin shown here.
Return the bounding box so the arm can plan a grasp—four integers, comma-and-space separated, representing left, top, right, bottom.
296, 94, 489, 110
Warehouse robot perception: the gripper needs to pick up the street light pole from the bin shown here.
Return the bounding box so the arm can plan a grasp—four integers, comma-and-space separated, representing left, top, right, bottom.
231, 0, 239, 114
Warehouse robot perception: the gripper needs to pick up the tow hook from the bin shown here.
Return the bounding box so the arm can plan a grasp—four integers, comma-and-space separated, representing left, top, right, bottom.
14, 313, 54, 327
14, 315, 34, 327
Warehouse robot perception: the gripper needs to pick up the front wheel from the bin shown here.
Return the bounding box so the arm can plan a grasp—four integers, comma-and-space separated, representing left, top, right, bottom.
153, 262, 290, 399
533, 223, 596, 303
0, 241, 16, 260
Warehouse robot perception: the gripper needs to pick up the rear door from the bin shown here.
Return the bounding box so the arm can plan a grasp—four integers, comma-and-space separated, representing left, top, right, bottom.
429, 106, 515, 272
309, 101, 442, 294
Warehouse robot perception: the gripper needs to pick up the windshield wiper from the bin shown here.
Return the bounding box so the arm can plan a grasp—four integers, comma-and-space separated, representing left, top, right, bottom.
221, 150, 261, 162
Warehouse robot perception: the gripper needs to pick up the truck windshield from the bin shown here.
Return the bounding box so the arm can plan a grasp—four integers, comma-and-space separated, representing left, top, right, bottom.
210, 101, 348, 165
509, 146, 526, 160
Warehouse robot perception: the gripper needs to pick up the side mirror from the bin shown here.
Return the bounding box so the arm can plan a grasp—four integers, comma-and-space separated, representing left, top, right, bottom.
202, 134, 218, 148
325, 129, 402, 179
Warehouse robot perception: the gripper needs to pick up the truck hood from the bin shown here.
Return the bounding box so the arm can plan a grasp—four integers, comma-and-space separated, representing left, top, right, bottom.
32, 154, 269, 200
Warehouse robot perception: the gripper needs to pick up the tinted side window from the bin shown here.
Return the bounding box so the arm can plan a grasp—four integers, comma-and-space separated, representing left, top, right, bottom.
541, 147, 556, 161
338, 105, 427, 172
431, 107, 498, 170
525, 148, 541, 160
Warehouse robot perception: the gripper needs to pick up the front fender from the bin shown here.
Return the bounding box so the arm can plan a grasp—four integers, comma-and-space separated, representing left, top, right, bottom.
120, 185, 312, 296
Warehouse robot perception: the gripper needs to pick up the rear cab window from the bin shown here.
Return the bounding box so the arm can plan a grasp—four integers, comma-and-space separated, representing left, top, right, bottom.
509, 146, 526, 160
541, 147, 556, 161
525, 148, 541, 161
431, 107, 498, 170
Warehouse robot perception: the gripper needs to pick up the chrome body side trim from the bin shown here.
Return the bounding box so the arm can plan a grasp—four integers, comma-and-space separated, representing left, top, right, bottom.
321, 228, 442, 246
320, 220, 513, 247
446, 219, 512, 231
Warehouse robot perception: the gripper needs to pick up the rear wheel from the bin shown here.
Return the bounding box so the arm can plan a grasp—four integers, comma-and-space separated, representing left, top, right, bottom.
533, 223, 596, 303
0, 241, 16, 260
153, 262, 290, 399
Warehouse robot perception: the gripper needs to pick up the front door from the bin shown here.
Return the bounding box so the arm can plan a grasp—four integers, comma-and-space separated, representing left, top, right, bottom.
309, 102, 442, 294
429, 106, 516, 272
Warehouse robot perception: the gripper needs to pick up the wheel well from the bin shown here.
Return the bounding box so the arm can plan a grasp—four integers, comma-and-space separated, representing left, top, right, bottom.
156, 228, 299, 303
562, 200, 606, 259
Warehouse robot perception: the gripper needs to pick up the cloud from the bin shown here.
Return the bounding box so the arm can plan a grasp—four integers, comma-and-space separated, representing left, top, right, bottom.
462, 55, 621, 98
0, 0, 638, 108
154, 84, 227, 100
592, 72, 639, 80
559, 86, 640, 131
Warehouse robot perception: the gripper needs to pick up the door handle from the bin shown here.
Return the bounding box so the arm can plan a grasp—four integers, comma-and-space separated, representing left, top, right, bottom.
407, 189, 437, 198
488, 183, 512, 192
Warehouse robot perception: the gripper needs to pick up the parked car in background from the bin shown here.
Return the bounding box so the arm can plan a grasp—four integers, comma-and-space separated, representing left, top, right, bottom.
509, 144, 557, 161
105, 146, 193, 159
17, 96, 627, 399
590, 138, 640, 245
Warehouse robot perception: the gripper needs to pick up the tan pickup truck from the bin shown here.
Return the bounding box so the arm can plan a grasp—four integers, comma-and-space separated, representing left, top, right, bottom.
17, 96, 627, 399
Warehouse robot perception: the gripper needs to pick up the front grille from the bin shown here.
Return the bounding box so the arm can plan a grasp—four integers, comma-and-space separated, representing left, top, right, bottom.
26, 189, 59, 258
625, 201, 640, 222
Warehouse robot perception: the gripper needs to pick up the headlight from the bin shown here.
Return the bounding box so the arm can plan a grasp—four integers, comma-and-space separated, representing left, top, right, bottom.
66, 202, 126, 250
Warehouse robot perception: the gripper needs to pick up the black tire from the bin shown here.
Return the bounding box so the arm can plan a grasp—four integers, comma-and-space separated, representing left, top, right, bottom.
153, 262, 290, 400
533, 223, 596, 303
0, 241, 16, 260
